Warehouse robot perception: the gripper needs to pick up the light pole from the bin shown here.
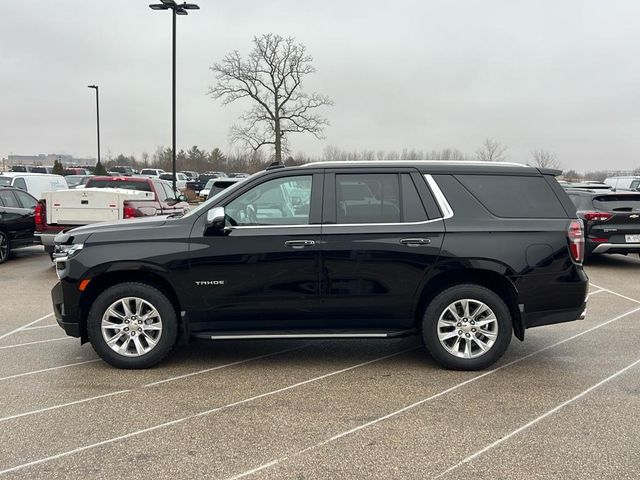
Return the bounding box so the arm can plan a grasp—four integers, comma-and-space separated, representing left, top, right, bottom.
87, 85, 102, 170
149, 0, 199, 192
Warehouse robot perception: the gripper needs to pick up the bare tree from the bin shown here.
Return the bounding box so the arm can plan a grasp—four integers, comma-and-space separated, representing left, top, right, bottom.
475, 137, 508, 162
209, 34, 333, 163
531, 149, 560, 169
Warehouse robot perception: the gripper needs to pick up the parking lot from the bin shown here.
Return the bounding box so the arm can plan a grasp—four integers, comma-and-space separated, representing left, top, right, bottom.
0, 248, 638, 479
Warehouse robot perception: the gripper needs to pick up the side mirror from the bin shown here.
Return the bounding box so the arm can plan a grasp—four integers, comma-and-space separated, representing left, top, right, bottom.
206, 206, 226, 229
178, 194, 188, 202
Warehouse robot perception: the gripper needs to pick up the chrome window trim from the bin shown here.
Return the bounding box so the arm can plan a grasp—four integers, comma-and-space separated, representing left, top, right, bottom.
424, 174, 454, 219
223, 173, 454, 229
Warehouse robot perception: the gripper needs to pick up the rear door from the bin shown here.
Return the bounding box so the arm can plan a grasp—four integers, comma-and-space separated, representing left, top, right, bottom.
318, 168, 445, 328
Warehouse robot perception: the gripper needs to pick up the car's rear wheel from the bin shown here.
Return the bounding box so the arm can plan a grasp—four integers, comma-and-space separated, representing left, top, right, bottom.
422, 284, 512, 370
0, 231, 10, 264
87, 282, 178, 368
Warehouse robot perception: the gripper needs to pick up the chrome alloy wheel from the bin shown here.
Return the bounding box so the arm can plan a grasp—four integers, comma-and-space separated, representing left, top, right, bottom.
0, 234, 8, 262
437, 299, 498, 359
101, 297, 163, 357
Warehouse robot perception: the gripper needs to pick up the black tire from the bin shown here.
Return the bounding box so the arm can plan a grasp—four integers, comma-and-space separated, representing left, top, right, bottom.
0, 231, 10, 264
422, 284, 512, 371
87, 282, 178, 369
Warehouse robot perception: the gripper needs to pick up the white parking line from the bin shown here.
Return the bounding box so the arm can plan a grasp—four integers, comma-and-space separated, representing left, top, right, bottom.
0, 346, 307, 424
590, 282, 640, 305
0, 347, 417, 476
433, 355, 640, 479
0, 360, 101, 382
0, 313, 53, 341
21, 325, 58, 331
588, 289, 604, 296
225, 304, 640, 480
0, 338, 73, 351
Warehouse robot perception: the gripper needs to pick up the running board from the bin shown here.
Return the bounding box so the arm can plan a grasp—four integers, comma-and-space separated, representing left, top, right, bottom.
191, 329, 417, 340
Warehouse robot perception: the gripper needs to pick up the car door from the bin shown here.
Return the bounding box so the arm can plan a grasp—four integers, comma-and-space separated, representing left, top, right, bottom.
318, 169, 445, 328
0, 189, 33, 245
12, 190, 37, 242
187, 171, 323, 331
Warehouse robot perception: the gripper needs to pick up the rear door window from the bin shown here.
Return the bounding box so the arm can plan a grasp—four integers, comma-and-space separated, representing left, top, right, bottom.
456, 174, 566, 218
336, 174, 401, 224
401, 174, 428, 222
14, 190, 37, 209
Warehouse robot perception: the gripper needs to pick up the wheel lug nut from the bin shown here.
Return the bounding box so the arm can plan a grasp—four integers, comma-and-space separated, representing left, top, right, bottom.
131, 332, 136, 336
458, 330, 463, 335
124, 327, 129, 331
125, 320, 129, 324
456, 323, 461, 327
465, 333, 470, 337
472, 328, 476, 332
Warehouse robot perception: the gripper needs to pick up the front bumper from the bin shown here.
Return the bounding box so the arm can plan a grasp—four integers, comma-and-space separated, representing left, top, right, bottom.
51, 282, 80, 337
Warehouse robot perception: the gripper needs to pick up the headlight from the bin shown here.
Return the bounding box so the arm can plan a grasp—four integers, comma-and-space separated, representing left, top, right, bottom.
53, 243, 84, 261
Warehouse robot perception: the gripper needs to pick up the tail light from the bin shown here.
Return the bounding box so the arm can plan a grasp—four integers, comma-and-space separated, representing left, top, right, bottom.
568, 219, 584, 264
579, 211, 612, 222
123, 202, 136, 219
34, 201, 46, 230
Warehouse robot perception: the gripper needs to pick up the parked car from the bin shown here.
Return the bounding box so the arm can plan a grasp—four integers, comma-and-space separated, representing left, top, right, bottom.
107, 165, 135, 176
603, 176, 640, 192
566, 187, 640, 259
159, 172, 188, 191
31, 166, 54, 174
35, 176, 189, 257
139, 168, 166, 179
186, 173, 226, 195
0, 172, 68, 199
51, 161, 587, 370
229, 173, 250, 178
65, 175, 93, 189
9, 165, 35, 173
180, 171, 199, 180
0, 187, 38, 263
203, 178, 245, 200
64, 168, 91, 176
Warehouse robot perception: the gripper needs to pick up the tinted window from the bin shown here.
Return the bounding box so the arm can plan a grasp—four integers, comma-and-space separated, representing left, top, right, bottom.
13, 178, 27, 191
14, 190, 36, 209
140, 169, 158, 175
401, 174, 427, 222
593, 195, 640, 212
0, 190, 19, 208
226, 176, 312, 226
161, 183, 176, 201
154, 182, 168, 201
85, 179, 152, 192
456, 175, 566, 218
336, 174, 400, 224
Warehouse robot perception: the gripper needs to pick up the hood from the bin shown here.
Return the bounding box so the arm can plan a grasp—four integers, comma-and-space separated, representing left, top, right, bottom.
55, 215, 169, 245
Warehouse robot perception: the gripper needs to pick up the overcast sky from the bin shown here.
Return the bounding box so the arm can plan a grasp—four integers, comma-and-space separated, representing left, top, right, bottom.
1, 0, 639, 171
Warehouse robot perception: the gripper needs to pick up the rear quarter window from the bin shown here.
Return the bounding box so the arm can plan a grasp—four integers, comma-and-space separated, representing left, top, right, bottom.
456, 174, 567, 218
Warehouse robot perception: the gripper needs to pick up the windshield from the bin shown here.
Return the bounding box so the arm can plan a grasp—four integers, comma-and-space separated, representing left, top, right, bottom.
182, 175, 251, 219
0, 177, 11, 186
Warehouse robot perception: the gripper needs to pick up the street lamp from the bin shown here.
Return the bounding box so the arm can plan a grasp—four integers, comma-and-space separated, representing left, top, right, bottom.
149, 0, 199, 192
87, 85, 102, 170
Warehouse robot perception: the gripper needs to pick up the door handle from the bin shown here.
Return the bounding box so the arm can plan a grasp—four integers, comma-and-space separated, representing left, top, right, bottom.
285, 240, 316, 249
400, 238, 431, 246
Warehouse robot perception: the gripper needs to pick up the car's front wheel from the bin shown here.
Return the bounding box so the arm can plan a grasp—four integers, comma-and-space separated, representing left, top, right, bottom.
422, 284, 512, 370
87, 282, 178, 368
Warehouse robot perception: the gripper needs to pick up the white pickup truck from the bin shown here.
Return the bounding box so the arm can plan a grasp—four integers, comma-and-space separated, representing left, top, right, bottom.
40, 188, 154, 226
34, 176, 190, 257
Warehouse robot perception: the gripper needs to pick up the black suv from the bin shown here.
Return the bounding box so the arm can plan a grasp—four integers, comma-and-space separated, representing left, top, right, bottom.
0, 186, 38, 263
51, 162, 588, 370
566, 187, 640, 258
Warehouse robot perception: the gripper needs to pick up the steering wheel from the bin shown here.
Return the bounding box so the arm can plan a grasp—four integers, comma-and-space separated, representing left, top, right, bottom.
246, 204, 258, 224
